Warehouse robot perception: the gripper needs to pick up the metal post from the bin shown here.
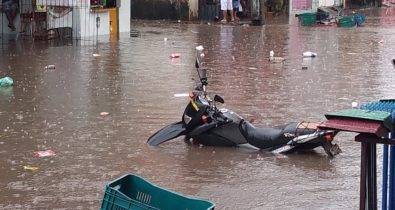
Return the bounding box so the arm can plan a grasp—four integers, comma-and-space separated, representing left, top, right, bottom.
360, 142, 377, 210
360, 142, 367, 210
371, 143, 377, 210
383, 144, 389, 210
389, 145, 395, 210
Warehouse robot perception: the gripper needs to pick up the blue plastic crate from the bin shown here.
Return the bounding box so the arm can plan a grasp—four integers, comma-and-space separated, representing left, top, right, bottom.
360, 99, 395, 138
101, 174, 215, 210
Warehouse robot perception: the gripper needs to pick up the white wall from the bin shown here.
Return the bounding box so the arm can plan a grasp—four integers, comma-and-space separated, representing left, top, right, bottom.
319, 0, 335, 6
119, 0, 130, 33
75, 8, 110, 38
75, 0, 130, 37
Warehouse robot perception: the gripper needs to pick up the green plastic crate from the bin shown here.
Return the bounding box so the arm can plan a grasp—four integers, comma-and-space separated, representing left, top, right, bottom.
101, 174, 215, 210
297, 13, 317, 26
338, 16, 356, 27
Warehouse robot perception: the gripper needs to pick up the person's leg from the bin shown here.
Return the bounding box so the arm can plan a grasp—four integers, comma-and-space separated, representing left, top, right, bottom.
230, 10, 234, 21
5, 12, 16, 30
222, 10, 227, 22
232, 0, 239, 21
5, 3, 18, 31
227, 0, 234, 21
220, 0, 228, 22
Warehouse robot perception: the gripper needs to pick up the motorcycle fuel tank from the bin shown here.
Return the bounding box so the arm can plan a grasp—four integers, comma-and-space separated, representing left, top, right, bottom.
191, 109, 248, 146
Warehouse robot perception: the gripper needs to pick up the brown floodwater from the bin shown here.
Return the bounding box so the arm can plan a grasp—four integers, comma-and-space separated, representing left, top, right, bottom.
1, 7, 395, 210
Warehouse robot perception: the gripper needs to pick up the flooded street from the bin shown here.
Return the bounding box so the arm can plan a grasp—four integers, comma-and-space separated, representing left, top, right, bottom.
1, 8, 395, 209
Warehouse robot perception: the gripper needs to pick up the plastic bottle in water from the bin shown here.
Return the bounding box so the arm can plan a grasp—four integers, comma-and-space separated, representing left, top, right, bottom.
45, 65, 55, 70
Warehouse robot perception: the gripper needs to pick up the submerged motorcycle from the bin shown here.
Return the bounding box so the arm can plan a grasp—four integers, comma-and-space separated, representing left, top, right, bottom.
147, 46, 341, 157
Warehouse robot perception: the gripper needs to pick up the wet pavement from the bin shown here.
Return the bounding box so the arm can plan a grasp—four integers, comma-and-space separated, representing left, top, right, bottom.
1, 7, 395, 209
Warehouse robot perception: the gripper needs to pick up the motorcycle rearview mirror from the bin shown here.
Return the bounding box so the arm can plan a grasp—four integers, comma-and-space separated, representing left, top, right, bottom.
214, 95, 224, 104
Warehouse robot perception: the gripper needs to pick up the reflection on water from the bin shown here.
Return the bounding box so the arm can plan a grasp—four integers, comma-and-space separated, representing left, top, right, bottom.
1, 8, 395, 209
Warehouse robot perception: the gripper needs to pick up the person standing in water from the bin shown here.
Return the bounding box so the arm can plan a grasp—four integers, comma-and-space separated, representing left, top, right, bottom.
220, 0, 234, 23
232, 0, 239, 22
1, 0, 19, 31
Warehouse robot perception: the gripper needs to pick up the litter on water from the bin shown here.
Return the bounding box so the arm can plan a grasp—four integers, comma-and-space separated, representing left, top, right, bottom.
303, 51, 317, 57
33, 149, 56, 157
93, 53, 101, 57
45, 65, 55, 70
23, 166, 39, 172
100, 112, 109, 116
0, 76, 13, 87
352, 101, 359, 109
174, 93, 189, 97
170, 53, 181, 58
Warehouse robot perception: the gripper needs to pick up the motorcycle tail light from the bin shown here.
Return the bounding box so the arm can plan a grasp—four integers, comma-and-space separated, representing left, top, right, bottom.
201, 115, 208, 123
324, 133, 334, 141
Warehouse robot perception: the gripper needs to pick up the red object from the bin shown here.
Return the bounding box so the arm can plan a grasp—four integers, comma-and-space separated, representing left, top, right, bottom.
170, 53, 181, 58
319, 118, 389, 138
201, 115, 208, 123
315, 23, 333, 27
33, 149, 56, 157
324, 133, 334, 141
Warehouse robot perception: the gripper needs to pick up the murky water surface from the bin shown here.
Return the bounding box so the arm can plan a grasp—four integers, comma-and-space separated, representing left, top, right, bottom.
1, 8, 395, 209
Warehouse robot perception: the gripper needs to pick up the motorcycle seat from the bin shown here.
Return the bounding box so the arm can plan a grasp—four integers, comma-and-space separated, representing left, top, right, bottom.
239, 120, 298, 149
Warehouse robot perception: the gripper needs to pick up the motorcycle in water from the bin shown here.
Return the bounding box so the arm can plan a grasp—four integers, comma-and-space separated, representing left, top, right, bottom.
147, 46, 342, 157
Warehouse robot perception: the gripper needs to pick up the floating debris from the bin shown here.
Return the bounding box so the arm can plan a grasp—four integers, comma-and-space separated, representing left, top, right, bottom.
269, 50, 285, 63
174, 93, 189, 97
33, 149, 56, 158
23, 166, 39, 172
170, 53, 181, 58
352, 101, 359, 109
130, 29, 140, 37
100, 112, 109, 116
378, 39, 385, 45
45, 65, 55, 70
0, 76, 13, 87
303, 51, 317, 57
93, 53, 101, 57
